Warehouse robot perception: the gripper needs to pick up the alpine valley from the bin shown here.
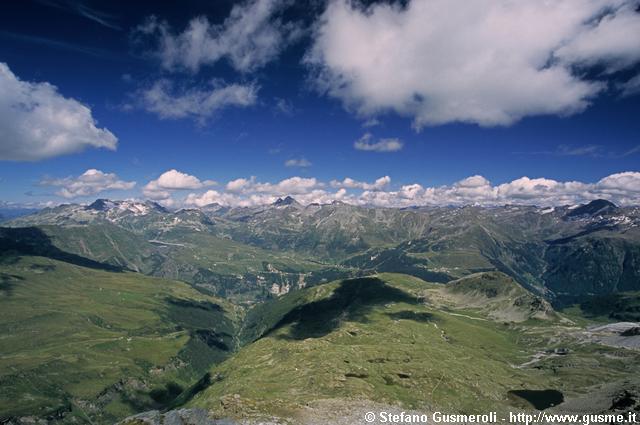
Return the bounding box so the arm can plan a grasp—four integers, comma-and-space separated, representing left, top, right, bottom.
2, 198, 640, 424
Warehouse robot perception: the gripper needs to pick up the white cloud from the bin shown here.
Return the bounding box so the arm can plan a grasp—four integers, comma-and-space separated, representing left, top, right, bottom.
497, 177, 569, 202
144, 169, 216, 200
222, 176, 322, 196
41, 169, 135, 198
184, 186, 346, 208
167, 172, 640, 209
363, 173, 640, 207
306, 0, 640, 128
0, 62, 117, 161
226, 177, 254, 192
135, 0, 301, 73
185, 176, 326, 207
254, 176, 321, 195
137, 79, 257, 122
331, 176, 390, 191
399, 183, 423, 200
456, 175, 491, 188
285, 158, 312, 168
185, 190, 244, 207
597, 171, 640, 192
555, 2, 640, 72
184, 189, 277, 208
353, 133, 403, 152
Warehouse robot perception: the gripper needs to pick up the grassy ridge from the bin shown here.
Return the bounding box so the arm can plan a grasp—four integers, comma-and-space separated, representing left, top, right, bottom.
186, 273, 640, 420
0, 255, 238, 423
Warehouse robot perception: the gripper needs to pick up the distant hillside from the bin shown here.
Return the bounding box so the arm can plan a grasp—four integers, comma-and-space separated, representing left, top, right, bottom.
6, 198, 640, 301
565, 199, 617, 218
0, 206, 40, 223
444, 272, 556, 322
0, 253, 238, 423
0, 224, 352, 302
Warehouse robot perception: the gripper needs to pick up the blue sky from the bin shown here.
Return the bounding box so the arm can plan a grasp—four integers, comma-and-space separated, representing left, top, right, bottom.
1, 0, 639, 208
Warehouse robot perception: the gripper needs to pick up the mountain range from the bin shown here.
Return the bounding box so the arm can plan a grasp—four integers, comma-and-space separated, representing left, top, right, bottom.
2, 198, 640, 424
5, 198, 640, 303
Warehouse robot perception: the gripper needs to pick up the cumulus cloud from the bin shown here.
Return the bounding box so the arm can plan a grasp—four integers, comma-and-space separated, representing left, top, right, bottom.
380, 173, 640, 207
185, 190, 240, 207
177, 172, 640, 208
185, 176, 329, 207
306, 0, 640, 128
598, 171, 640, 191
136, 79, 257, 122
185, 189, 278, 208
134, 0, 301, 73
331, 176, 390, 191
254, 176, 321, 195
284, 158, 312, 168
226, 177, 254, 192
143, 169, 216, 200
554, 2, 640, 72
184, 186, 344, 208
212, 176, 322, 197
41, 169, 135, 198
353, 133, 403, 152
456, 175, 491, 188
0, 62, 117, 161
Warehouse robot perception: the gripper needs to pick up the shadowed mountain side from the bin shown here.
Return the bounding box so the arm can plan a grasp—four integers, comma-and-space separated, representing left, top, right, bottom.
0, 272, 23, 296
341, 248, 453, 282
386, 310, 435, 322
576, 291, 640, 322
266, 277, 422, 340
564, 199, 618, 218
0, 227, 124, 272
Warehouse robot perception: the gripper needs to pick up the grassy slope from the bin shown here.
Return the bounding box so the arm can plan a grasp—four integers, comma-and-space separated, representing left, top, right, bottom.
441, 272, 556, 322
25, 225, 352, 302
0, 255, 239, 423
3, 247, 638, 424
38, 224, 158, 273
186, 273, 640, 421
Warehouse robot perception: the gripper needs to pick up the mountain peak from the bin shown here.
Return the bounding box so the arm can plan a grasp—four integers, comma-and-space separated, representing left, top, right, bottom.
85, 199, 168, 215
565, 199, 617, 218
144, 201, 169, 213
273, 196, 297, 206
86, 199, 115, 211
